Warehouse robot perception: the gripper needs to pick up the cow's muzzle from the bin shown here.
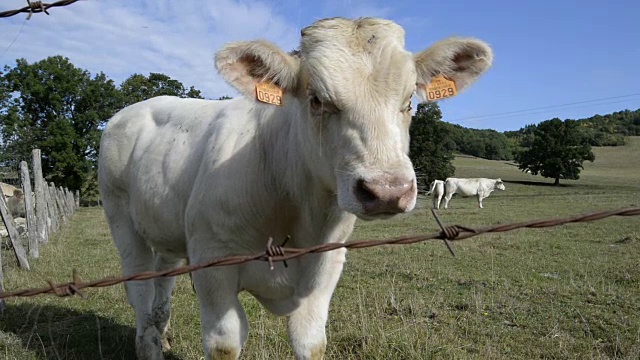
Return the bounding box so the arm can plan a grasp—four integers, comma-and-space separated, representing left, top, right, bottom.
354, 175, 416, 216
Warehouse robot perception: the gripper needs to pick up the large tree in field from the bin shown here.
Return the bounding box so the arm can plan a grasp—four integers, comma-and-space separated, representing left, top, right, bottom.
515, 118, 595, 186
409, 102, 456, 192
120, 72, 203, 106
0, 56, 123, 190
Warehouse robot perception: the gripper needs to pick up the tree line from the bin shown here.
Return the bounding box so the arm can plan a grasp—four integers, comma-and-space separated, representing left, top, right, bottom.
439, 108, 640, 161
1, 55, 634, 199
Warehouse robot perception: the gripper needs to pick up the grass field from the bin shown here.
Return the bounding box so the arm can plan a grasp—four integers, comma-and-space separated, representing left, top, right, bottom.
1, 138, 639, 359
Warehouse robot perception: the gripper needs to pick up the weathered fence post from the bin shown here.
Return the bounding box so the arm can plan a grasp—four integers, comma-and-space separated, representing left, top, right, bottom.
75, 190, 80, 208
60, 186, 69, 218
0, 187, 30, 270
20, 161, 38, 258
32, 149, 49, 245
47, 182, 60, 232
66, 188, 74, 214
52, 184, 65, 224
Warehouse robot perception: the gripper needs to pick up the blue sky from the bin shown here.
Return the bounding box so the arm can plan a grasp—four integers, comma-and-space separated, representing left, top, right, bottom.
1, 0, 639, 132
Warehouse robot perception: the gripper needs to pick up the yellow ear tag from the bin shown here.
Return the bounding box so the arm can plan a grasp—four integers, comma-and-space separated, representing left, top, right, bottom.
255, 82, 283, 106
425, 75, 457, 101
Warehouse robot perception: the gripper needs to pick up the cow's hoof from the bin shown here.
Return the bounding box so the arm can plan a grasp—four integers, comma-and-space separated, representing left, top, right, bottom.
136, 326, 165, 360
161, 327, 174, 351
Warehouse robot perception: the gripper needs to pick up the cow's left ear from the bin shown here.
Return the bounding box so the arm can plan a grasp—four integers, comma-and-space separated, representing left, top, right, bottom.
215, 40, 300, 98
414, 37, 493, 102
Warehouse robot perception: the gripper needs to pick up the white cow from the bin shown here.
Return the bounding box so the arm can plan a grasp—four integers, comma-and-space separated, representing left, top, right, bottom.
442, 177, 505, 209
426, 179, 445, 209
98, 17, 493, 360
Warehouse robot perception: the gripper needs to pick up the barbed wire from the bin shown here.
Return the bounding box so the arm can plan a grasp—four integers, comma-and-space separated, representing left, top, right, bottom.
0, 0, 79, 19
1, 206, 639, 301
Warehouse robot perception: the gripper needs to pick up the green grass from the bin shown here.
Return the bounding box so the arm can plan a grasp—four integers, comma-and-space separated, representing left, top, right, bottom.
2, 138, 640, 359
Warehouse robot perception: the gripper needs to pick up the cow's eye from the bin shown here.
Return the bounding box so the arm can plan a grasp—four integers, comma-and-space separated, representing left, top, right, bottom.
403, 101, 412, 113
310, 95, 322, 109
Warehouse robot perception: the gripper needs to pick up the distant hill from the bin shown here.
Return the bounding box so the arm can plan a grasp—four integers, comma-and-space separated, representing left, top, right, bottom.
439, 108, 640, 161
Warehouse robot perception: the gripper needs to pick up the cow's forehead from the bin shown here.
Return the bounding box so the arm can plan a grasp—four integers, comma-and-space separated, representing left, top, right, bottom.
298, 17, 416, 106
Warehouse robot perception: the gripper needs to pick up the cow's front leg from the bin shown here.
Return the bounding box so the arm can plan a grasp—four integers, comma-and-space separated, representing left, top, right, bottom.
477, 194, 484, 208
288, 249, 347, 360
190, 252, 248, 360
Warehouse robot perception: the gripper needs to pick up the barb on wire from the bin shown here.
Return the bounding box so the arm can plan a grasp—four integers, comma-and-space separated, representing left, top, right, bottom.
0, 0, 79, 19
430, 208, 458, 257
0, 207, 639, 301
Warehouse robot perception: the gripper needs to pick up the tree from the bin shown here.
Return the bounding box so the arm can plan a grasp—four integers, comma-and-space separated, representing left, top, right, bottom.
409, 102, 455, 192
515, 118, 595, 186
217, 95, 233, 100
0, 56, 122, 190
120, 72, 203, 107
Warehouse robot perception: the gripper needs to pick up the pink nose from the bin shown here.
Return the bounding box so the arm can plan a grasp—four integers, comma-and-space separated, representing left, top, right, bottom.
355, 176, 416, 215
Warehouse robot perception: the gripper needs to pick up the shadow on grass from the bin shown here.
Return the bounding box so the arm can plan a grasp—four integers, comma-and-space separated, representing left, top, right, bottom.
502, 179, 563, 187
0, 302, 184, 360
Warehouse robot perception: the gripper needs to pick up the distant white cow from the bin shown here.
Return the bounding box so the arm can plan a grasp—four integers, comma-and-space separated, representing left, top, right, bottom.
98, 17, 493, 360
443, 177, 505, 209
426, 179, 445, 209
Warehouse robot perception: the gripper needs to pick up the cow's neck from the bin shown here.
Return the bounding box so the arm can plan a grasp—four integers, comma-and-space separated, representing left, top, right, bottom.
252, 101, 356, 246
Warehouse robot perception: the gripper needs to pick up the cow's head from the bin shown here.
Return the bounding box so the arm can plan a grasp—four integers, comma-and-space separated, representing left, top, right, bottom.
215, 17, 493, 220
495, 179, 506, 191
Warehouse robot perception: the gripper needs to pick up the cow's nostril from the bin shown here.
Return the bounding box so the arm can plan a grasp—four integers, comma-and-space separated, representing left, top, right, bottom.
355, 178, 377, 203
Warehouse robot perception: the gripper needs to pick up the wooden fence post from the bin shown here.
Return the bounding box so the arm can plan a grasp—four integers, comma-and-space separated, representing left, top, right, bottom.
20, 161, 38, 258
75, 190, 80, 208
32, 149, 49, 245
56, 186, 68, 223
66, 188, 74, 214
47, 182, 59, 232
0, 187, 30, 270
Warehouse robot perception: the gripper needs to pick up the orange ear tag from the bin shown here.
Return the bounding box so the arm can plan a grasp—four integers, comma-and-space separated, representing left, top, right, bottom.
425, 75, 457, 101
255, 82, 284, 106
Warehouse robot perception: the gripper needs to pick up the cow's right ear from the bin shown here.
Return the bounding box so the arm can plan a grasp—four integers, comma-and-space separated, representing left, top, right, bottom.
215, 40, 300, 99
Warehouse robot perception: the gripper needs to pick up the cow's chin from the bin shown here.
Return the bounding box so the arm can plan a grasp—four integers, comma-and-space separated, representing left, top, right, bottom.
355, 212, 399, 221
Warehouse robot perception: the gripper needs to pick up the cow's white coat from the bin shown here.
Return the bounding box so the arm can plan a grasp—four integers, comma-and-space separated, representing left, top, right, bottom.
427, 179, 445, 209
443, 177, 506, 209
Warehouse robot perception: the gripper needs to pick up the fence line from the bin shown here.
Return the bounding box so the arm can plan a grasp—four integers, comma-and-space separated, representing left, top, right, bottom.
0, 206, 638, 301
0, 0, 80, 19
1, 148, 79, 309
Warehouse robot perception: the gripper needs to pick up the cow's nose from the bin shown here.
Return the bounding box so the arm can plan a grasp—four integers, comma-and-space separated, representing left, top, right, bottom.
355, 176, 416, 215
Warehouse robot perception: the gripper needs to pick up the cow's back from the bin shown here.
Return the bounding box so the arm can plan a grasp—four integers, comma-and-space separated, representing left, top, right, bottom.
99, 96, 241, 253
445, 177, 480, 196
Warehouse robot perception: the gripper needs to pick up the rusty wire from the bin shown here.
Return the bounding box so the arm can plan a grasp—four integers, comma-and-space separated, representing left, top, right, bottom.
0, 0, 79, 19
0, 206, 639, 301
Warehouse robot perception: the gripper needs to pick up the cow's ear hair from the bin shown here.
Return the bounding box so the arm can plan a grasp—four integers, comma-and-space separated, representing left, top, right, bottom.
414, 37, 493, 102
215, 40, 300, 98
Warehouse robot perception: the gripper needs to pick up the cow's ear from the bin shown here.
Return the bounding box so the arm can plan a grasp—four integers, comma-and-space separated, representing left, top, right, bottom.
414, 37, 492, 102
215, 40, 300, 98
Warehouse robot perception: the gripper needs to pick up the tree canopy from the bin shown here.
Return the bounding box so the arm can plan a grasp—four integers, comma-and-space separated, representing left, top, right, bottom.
120, 72, 203, 107
515, 118, 595, 185
0, 56, 122, 190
